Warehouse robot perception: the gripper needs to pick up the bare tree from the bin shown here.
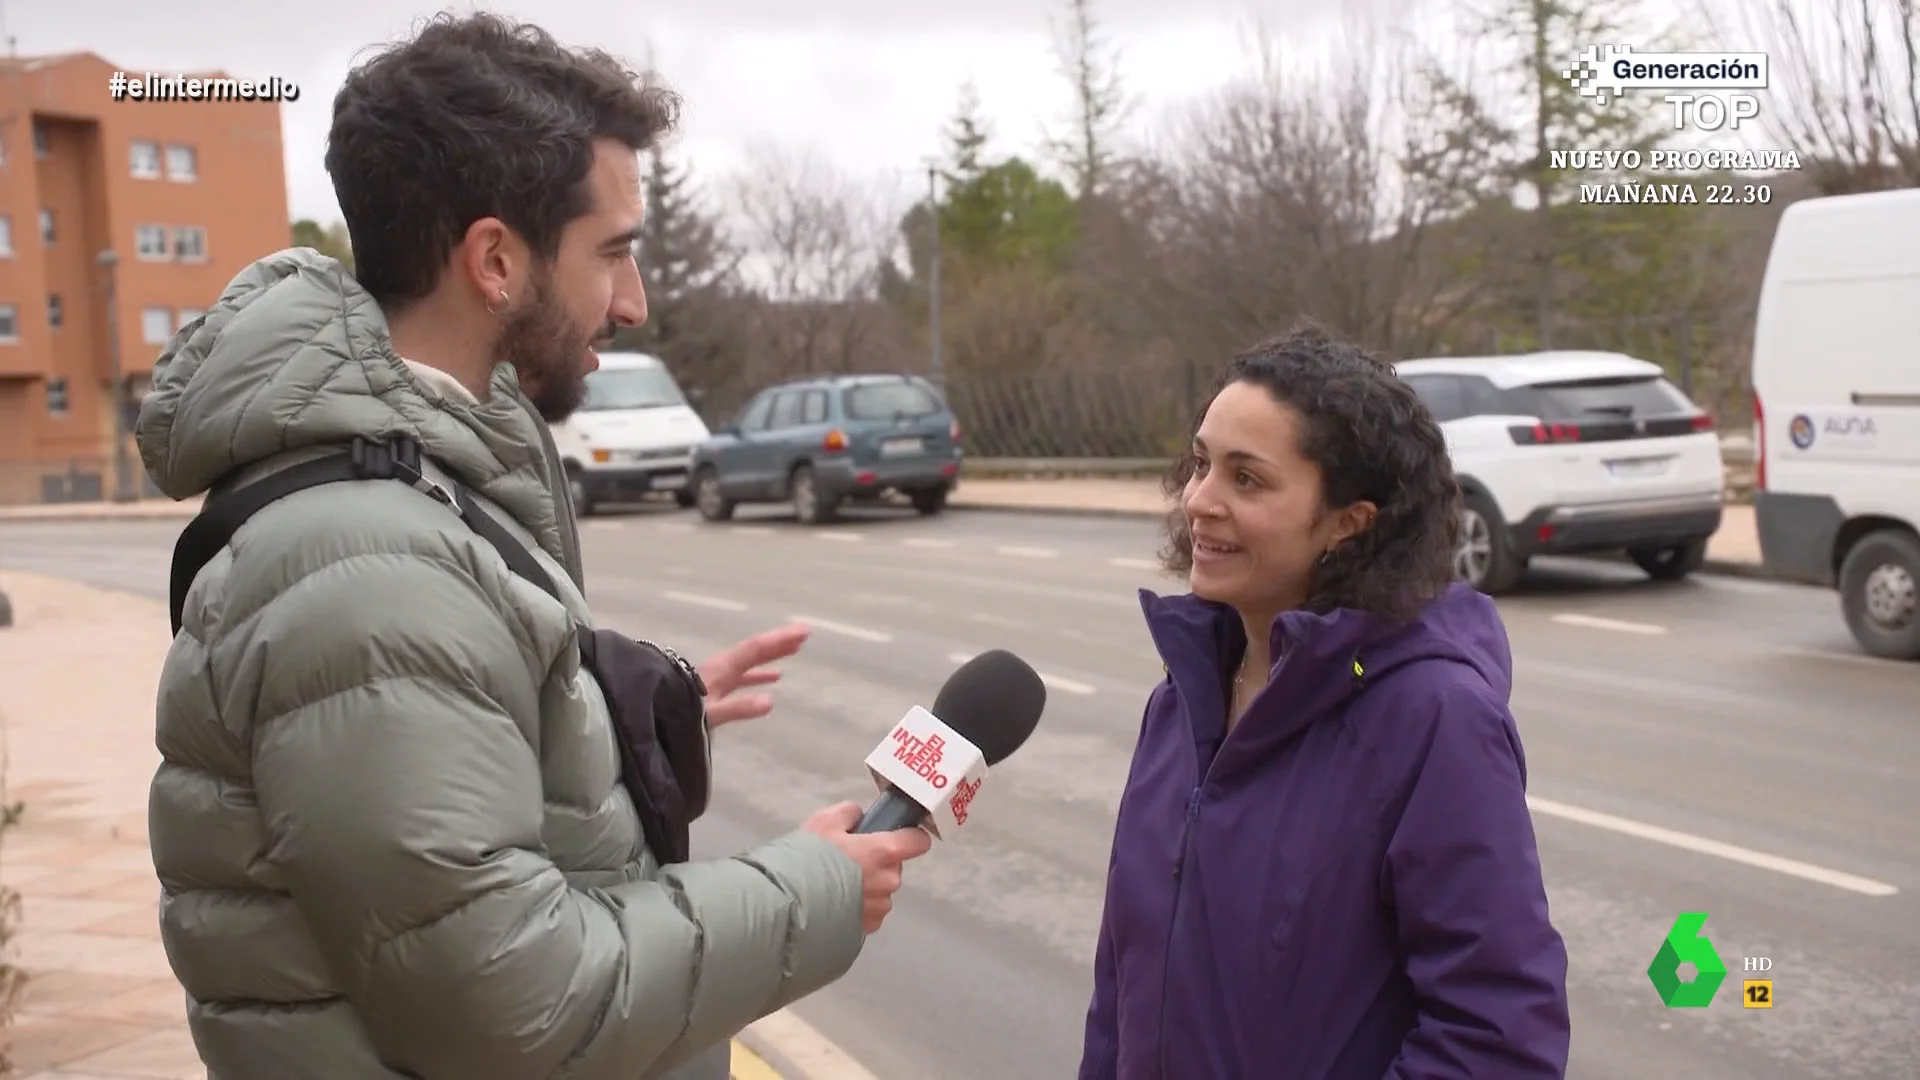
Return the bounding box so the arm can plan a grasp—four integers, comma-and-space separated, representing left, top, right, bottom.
1700, 0, 1919, 193
1045, 0, 1134, 201
1136, 15, 1502, 360
728, 144, 899, 377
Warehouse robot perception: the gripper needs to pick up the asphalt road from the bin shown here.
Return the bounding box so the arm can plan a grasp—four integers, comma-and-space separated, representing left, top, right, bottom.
2, 501, 1916, 1080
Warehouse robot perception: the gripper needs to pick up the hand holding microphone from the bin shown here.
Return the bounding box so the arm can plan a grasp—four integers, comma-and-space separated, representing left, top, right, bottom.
802, 802, 931, 933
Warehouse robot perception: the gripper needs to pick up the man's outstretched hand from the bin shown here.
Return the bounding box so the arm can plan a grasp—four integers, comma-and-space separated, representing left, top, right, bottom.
699, 622, 810, 727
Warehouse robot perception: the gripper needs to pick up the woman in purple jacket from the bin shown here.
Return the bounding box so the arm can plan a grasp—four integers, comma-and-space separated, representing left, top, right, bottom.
1078, 325, 1571, 1079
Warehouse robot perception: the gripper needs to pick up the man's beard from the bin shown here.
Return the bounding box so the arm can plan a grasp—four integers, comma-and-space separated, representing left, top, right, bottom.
493, 270, 595, 423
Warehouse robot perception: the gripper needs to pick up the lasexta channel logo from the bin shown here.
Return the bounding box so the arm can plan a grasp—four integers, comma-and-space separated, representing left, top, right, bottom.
1648, 912, 1727, 1006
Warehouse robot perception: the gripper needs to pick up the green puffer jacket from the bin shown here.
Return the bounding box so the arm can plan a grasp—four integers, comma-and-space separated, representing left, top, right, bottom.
136, 248, 866, 1079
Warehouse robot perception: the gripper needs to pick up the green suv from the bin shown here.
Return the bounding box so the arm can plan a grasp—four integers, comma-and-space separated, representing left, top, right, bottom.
689, 374, 963, 524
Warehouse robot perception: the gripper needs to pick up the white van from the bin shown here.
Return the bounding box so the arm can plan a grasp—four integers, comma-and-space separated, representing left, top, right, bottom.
551, 351, 710, 514
1750, 187, 1920, 659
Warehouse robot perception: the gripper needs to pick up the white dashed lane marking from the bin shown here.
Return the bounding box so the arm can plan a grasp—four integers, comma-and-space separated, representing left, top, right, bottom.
1527, 796, 1898, 896
1107, 557, 1158, 570
947, 653, 1095, 695
662, 590, 748, 612
815, 532, 864, 543
792, 615, 893, 642
729, 525, 776, 536
996, 545, 1057, 558
1550, 612, 1667, 635
902, 537, 956, 549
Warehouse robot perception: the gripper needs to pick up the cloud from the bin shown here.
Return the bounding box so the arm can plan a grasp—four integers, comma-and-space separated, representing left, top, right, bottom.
11, 0, 1361, 222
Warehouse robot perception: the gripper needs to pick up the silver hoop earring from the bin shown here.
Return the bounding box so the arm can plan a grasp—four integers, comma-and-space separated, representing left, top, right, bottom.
487, 290, 509, 317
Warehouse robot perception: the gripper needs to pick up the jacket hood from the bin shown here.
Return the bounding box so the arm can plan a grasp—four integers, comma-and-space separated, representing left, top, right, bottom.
135, 247, 568, 563
1140, 582, 1514, 761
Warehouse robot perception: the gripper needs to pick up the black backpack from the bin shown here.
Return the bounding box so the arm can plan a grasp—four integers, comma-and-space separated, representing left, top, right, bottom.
168, 435, 712, 864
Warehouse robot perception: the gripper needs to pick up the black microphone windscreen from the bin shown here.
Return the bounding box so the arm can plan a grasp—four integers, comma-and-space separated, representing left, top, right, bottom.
931, 650, 1046, 765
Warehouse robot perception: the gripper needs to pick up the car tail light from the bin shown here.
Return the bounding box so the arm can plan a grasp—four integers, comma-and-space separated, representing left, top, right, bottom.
1690, 413, 1714, 432
1508, 422, 1582, 445
1753, 393, 1766, 491
823, 429, 847, 452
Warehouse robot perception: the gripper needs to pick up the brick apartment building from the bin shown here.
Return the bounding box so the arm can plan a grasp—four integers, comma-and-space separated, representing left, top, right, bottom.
0, 51, 290, 504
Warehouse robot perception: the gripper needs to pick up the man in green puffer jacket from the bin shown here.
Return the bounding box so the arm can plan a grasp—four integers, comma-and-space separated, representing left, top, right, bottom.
135, 13, 931, 1079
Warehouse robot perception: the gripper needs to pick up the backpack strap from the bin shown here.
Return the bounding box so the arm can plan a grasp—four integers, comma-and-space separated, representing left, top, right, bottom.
168, 435, 567, 634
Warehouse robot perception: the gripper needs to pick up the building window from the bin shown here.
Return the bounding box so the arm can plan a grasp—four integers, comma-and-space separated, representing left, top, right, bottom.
0, 217, 11, 257
131, 140, 161, 178
173, 226, 206, 261
141, 307, 174, 344
32, 123, 46, 158
165, 144, 196, 181
38, 209, 53, 244
0, 304, 17, 342
47, 294, 61, 328
135, 224, 170, 260
46, 377, 68, 416
176, 308, 203, 331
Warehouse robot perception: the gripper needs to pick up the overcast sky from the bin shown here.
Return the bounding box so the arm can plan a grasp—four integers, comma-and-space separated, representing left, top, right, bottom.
6, 0, 1383, 225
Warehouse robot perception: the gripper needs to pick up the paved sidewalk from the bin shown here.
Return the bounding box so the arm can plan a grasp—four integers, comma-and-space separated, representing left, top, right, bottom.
0, 478, 1765, 572
947, 478, 1764, 572
0, 570, 791, 1079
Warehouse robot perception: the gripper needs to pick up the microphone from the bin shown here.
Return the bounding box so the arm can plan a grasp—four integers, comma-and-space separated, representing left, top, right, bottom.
853, 649, 1047, 836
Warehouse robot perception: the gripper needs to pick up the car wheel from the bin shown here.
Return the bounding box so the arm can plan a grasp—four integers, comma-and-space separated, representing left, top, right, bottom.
1629, 538, 1708, 580
911, 488, 947, 516
566, 466, 593, 518
790, 464, 837, 524
1456, 491, 1523, 595
1838, 528, 1920, 660
694, 467, 734, 522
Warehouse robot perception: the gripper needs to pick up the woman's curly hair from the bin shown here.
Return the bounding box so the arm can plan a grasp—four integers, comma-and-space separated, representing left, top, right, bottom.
1158, 321, 1462, 625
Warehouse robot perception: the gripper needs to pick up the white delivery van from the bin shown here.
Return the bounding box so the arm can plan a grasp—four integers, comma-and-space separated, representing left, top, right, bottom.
1750, 187, 1920, 659
551, 351, 710, 514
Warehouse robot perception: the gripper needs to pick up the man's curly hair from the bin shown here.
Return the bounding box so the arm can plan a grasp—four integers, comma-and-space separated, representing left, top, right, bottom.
1158, 321, 1462, 625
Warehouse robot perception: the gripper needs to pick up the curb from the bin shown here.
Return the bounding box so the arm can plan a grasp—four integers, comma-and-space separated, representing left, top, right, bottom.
949, 500, 1164, 522
735, 1028, 804, 1080
949, 502, 1782, 582
0, 506, 200, 525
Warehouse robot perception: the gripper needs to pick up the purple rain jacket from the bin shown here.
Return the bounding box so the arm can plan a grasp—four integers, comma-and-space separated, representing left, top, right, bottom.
1078, 582, 1570, 1079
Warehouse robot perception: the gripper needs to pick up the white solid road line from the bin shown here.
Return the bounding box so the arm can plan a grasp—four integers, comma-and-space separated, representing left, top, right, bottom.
1040, 673, 1096, 695
792, 615, 892, 642
815, 532, 863, 542
996, 545, 1058, 558
1107, 556, 1159, 570
1527, 796, 1899, 897
902, 537, 956, 548
745, 1008, 882, 1080
1550, 612, 1668, 635
662, 590, 747, 612
948, 652, 1095, 694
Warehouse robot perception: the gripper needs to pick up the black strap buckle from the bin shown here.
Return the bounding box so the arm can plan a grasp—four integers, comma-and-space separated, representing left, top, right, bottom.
349, 436, 422, 480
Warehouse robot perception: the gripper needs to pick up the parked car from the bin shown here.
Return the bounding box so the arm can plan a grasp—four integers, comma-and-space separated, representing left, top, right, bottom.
1749, 187, 1920, 660
690, 374, 963, 524
550, 352, 708, 515
1395, 351, 1725, 594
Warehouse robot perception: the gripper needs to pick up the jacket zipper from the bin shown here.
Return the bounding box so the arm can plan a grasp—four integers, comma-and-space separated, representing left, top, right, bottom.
1155, 783, 1204, 1076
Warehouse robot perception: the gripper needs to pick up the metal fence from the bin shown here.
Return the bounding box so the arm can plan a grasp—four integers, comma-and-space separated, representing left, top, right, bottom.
0, 457, 162, 508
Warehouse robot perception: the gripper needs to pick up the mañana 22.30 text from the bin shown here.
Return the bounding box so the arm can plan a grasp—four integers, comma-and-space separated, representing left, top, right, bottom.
1580, 182, 1772, 205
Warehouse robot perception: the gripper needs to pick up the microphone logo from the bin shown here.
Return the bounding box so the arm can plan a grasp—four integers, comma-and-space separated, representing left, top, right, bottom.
864, 706, 989, 839
890, 727, 951, 789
